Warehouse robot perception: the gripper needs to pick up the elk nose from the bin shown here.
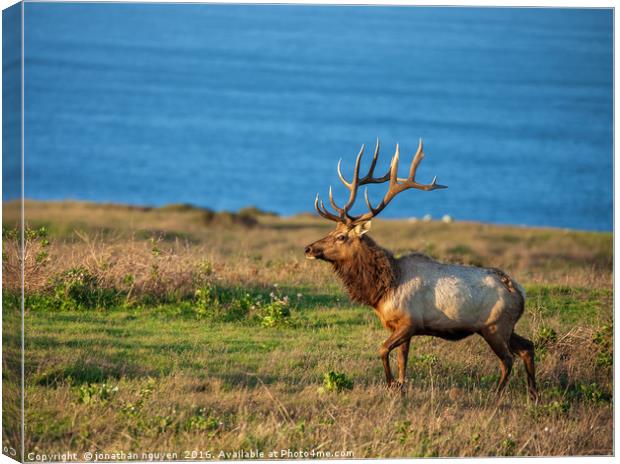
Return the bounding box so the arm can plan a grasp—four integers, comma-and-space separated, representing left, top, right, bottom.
304, 246, 312, 254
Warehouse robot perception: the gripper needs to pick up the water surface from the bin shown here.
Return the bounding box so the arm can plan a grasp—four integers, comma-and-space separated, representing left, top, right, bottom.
16, 4, 613, 230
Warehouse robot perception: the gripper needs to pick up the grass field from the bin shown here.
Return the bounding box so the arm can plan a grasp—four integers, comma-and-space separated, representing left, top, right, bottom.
3, 200, 613, 458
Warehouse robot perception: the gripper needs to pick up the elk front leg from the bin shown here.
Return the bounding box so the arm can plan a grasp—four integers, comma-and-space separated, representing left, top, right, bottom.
397, 338, 411, 384
379, 325, 414, 387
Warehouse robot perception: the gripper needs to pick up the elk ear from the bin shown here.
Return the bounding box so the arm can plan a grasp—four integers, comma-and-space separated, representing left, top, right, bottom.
352, 221, 371, 237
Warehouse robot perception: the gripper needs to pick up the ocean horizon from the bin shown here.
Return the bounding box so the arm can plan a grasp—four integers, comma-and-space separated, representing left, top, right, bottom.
3, 4, 613, 231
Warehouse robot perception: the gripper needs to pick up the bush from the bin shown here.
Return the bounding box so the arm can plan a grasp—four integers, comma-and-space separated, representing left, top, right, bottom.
193, 285, 253, 322
76, 383, 118, 404
183, 408, 221, 434
578, 383, 611, 404
26, 267, 121, 312
321, 371, 353, 392
593, 323, 613, 368
259, 293, 291, 327
535, 326, 557, 347
49, 267, 120, 311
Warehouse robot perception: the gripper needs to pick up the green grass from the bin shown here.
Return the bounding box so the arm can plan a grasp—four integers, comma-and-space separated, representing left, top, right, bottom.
20, 281, 612, 456
526, 285, 612, 324
2, 200, 613, 457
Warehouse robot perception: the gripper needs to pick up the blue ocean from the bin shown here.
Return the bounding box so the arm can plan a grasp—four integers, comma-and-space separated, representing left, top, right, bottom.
9, 4, 615, 230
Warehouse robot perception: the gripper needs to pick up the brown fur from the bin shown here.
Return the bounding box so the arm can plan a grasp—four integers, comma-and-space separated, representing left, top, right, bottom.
488, 267, 517, 293
488, 267, 525, 320
331, 235, 398, 308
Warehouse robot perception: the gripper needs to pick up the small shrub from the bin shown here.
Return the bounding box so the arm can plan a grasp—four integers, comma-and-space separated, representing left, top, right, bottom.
498, 437, 516, 456
193, 285, 253, 322
578, 383, 611, 404
194, 260, 213, 282
121, 378, 156, 417
76, 383, 118, 404
184, 408, 221, 434
321, 371, 353, 392
34, 267, 121, 311
259, 294, 291, 327
412, 353, 439, 367
122, 273, 135, 287
596, 351, 612, 368
529, 399, 570, 419
546, 400, 570, 414
470, 432, 481, 451
194, 285, 220, 318
593, 323, 612, 368
229, 292, 254, 320
535, 326, 557, 347
395, 420, 411, 444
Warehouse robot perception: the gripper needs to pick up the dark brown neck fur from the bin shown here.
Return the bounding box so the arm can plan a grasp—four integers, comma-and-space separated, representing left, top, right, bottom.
331, 235, 398, 308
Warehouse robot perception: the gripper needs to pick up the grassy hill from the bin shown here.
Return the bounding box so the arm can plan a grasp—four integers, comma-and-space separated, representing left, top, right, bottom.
2, 200, 613, 457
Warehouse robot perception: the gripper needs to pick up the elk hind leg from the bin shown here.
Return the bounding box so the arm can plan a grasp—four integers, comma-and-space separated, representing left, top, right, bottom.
509, 332, 538, 401
481, 329, 514, 397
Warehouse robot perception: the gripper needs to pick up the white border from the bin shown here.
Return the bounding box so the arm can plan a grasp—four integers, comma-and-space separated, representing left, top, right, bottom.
0, 2, 615, 464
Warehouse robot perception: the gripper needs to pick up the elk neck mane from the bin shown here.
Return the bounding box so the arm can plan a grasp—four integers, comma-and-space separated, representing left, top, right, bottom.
331, 235, 398, 308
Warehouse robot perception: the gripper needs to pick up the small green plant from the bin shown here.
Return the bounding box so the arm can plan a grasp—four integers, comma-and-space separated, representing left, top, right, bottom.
184, 408, 221, 434
193, 285, 253, 321
498, 437, 516, 456
4, 225, 51, 268
259, 292, 291, 327
596, 351, 612, 368
194, 260, 213, 283
546, 400, 570, 414
528, 398, 570, 419
149, 237, 162, 257
35, 250, 50, 265
593, 323, 612, 368
43, 267, 119, 311
321, 371, 353, 392
578, 383, 611, 404
470, 432, 481, 452
76, 383, 118, 404
412, 353, 439, 367
194, 285, 220, 318
122, 273, 135, 287
395, 420, 411, 444
121, 378, 156, 417
535, 326, 557, 347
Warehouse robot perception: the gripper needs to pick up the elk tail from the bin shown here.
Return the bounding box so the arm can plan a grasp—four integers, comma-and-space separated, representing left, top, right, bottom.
489, 266, 525, 304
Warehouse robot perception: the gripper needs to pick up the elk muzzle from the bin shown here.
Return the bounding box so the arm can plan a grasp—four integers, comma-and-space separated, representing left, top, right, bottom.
304, 243, 324, 260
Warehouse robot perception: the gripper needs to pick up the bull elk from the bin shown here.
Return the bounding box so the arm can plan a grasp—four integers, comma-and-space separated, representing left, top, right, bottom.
304, 139, 537, 400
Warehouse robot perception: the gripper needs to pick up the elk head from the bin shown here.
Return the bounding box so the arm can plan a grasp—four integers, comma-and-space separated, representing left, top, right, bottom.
304, 138, 447, 263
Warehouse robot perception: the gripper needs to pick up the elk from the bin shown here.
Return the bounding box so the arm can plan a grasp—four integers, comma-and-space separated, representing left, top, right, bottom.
304, 139, 537, 400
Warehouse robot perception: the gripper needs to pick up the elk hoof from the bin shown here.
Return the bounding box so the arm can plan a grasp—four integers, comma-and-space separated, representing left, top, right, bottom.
387, 381, 406, 394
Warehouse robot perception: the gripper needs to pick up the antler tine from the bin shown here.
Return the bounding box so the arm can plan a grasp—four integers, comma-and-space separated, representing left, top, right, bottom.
331, 144, 366, 221
349, 140, 447, 225
397, 138, 448, 190
314, 193, 340, 222
354, 144, 400, 221
369, 137, 380, 176
328, 186, 340, 212
337, 144, 365, 188
389, 143, 401, 189
358, 138, 391, 184
408, 138, 424, 181
315, 138, 446, 226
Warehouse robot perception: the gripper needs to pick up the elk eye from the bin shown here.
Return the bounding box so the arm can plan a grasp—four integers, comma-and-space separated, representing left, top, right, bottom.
336, 235, 347, 242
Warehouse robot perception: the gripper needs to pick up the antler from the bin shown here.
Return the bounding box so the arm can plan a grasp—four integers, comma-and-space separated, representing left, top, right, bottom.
314, 138, 447, 225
